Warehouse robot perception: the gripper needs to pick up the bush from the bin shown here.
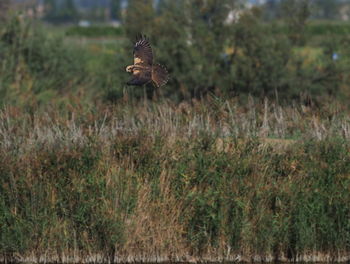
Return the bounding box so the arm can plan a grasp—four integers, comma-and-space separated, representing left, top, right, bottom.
128, 0, 349, 101
0, 17, 87, 107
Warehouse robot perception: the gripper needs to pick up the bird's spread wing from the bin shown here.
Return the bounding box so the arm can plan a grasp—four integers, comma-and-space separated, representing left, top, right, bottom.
127, 69, 152, 86
152, 64, 169, 87
133, 36, 153, 66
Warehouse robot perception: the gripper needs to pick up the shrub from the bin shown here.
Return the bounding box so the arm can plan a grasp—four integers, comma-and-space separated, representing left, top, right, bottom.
0, 16, 86, 107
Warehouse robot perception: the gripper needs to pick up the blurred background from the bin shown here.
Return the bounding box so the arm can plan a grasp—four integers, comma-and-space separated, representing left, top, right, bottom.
1, 0, 350, 107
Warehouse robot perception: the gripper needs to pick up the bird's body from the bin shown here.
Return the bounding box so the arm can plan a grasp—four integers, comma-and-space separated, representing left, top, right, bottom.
126, 36, 169, 87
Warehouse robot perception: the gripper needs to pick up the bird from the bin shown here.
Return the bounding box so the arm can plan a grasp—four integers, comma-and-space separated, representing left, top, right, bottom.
125, 35, 169, 87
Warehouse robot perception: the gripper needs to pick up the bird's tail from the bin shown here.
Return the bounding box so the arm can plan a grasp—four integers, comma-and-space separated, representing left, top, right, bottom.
152, 64, 169, 87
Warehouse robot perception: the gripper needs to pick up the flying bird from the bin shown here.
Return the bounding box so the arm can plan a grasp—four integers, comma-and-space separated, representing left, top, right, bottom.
126, 36, 169, 87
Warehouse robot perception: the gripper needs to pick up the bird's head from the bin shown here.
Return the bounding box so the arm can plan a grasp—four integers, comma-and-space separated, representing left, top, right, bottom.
126, 65, 133, 73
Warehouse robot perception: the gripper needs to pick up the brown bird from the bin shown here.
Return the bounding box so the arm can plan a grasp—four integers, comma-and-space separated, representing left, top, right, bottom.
126, 36, 169, 87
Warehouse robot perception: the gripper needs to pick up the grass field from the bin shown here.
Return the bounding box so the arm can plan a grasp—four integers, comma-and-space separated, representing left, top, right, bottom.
0, 18, 350, 262
1, 99, 350, 262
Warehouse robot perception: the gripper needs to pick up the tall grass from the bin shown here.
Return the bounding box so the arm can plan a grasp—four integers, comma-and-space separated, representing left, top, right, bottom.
0, 14, 349, 263
0, 100, 349, 262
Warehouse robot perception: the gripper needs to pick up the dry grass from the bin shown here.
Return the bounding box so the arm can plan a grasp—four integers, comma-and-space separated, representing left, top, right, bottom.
1, 97, 349, 150
0, 99, 350, 263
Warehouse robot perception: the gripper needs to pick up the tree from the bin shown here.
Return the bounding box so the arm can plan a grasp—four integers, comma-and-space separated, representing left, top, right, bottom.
264, 0, 279, 20
281, 0, 311, 45
44, 0, 57, 21
150, 0, 240, 99
125, 0, 155, 40
156, 0, 167, 14
312, 0, 340, 19
0, 0, 10, 22
110, 0, 122, 21
44, 0, 78, 23
185, 0, 237, 96
59, 0, 78, 22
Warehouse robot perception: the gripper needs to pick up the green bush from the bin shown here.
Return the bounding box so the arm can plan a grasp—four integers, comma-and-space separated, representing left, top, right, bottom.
2, 5, 350, 106
307, 22, 350, 36
0, 17, 87, 107
128, 0, 349, 101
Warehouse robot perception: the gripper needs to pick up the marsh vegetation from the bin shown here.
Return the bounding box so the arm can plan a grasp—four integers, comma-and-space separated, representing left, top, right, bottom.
0, 0, 350, 262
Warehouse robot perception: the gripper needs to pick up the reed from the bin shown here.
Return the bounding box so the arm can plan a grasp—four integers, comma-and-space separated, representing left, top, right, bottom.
0, 100, 349, 262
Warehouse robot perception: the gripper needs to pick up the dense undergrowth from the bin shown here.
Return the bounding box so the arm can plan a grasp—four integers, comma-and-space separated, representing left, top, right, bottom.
0, 101, 349, 262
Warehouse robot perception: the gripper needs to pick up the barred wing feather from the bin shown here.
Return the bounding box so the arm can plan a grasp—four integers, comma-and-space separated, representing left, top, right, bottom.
133, 36, 153, 66
152, 64, 169, 87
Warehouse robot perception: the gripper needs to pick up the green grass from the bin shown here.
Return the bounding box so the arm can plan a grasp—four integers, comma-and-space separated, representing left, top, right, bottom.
269, 20, 350, 36
66, 25, 123, 38
306, 21, 350, 36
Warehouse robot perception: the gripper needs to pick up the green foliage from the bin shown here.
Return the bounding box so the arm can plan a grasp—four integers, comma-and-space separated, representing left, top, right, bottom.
149, 0, 238, 99
156, 0, 167, 14
312, 0, 341, 20
66, 26, 123, 37
129, 0, 349, 101
0, 17, 87, 107
281, 0, 311, 45
0, 17, 133, 106
124, 0, 155, 40
44, 0, 78, 23
307, 22, 350, 36
231, 9, 293, 97
0, 0, 10, 22
110, 0, 122, 21
2, 4, 350, 105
